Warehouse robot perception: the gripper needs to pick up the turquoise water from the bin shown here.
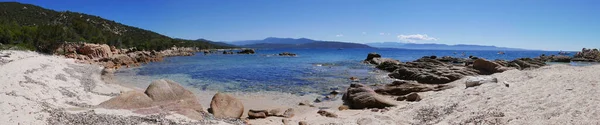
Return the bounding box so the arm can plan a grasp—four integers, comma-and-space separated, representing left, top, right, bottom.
114, 48, 560, 95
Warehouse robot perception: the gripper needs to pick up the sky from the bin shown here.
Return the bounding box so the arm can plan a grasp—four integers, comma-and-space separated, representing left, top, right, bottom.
9, 0, 600, 51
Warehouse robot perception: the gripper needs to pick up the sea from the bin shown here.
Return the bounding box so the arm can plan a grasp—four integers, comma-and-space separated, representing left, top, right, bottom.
114, 48, 563, 95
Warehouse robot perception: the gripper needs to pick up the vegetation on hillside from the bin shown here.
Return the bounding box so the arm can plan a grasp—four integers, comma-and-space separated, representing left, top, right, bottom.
0, 2, 232, 53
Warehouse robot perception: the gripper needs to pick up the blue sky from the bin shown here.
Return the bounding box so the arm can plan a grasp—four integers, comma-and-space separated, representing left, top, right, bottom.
10, 0, 600, 51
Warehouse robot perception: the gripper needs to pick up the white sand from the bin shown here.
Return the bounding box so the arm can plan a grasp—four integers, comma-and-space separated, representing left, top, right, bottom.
0, 50, 228, 124
249, 64, 600, 125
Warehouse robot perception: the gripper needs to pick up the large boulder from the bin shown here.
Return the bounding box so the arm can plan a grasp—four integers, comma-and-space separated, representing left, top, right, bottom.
145, 79, 196, 102
473, 59, 511, 74
98, 79, 205, 120
78, 43, 113, 59
364, 53, 381, 61
112, 55, 136, 66
209, 93, 244, 118
363, 53, 400, 65
98, 91, 153, 109
342, 83, 396, 109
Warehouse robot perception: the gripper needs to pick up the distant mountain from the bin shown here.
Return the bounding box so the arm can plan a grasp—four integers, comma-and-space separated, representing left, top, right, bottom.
229, 37, 316, 46
367, 42, 527, 51
231, 37, 372, 49
0, 2, 232, 53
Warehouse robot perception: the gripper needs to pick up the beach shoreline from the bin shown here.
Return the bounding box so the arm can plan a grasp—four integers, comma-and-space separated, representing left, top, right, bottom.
3, 48, 600, 125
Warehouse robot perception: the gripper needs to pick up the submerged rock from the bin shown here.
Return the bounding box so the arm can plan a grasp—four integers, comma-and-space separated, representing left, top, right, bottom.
209, 93, 244, 118
279, 52, 297, 56
342, 83, 396, 109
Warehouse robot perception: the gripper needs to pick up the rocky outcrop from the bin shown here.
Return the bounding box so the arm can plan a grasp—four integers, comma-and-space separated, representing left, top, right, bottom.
374, 81, 451, 96
388, 58, 480, 84
363, 52, 400, 66
237, 49, 255, 54
78, 43, 113, 59
98, 79, 205, 120
209, 93, 244, 118
473, 59, 512, 74
574, 48, 600, 61
505, 58, 546, 70
342, 83, 396, 109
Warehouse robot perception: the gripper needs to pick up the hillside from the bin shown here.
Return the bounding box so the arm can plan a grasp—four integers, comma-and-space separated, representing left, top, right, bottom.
367, 42, 527, 51
0, 2, 231, 53
231, 37, 372, 49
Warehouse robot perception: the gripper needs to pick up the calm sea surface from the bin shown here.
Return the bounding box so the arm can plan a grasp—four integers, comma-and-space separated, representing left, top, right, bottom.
114, 48, 561, 95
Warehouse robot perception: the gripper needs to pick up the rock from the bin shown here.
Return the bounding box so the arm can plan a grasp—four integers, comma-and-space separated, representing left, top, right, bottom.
78, 43, 113, 59
209, 93, 244, 118
112, 55, 136, 66
317, 110, 338, 118
330, 90, 341, 95
268, 108, 283, 116
342, 83, 396, 109
508, 58, 546, 70
222, 51, 234, 54
364, 53, 400, 66
279, 52, 297, 56
574, 48, 600, 61
98, 91, 153, 109
282, 119, 290, 125
405, 93, 421, 102
473, 59, 510, 74
365, 53, 381, 61
314, 98, 322, 103
144, 79, 196, 102
465, 76, 498, 88
349, 77, 359, 82
338, 105, 350, 111
299, 100, 313, 106
385, 58, 480, 84
237, 49, 255, 54
375, 80, 451, 96
98, 80, 205, 120
396, 96, 406, 101
282, 108, 295, 118
248, 110, 268, 119
299, 121, 308, 125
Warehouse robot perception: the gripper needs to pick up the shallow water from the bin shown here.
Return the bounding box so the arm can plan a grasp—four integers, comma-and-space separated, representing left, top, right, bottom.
114, 48, 561, 95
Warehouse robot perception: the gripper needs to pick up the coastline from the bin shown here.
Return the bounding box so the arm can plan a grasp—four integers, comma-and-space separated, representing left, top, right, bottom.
4, 48, 600, 125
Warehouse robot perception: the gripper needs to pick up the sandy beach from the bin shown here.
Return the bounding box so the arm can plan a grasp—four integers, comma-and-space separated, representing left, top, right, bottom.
3, 50, 600, 125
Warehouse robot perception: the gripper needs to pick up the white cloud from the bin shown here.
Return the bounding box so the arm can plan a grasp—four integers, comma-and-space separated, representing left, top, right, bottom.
335, 34, 344, 37
362, 32, 367, 35
397, 34, 437, 42
379, 33, 385, 35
